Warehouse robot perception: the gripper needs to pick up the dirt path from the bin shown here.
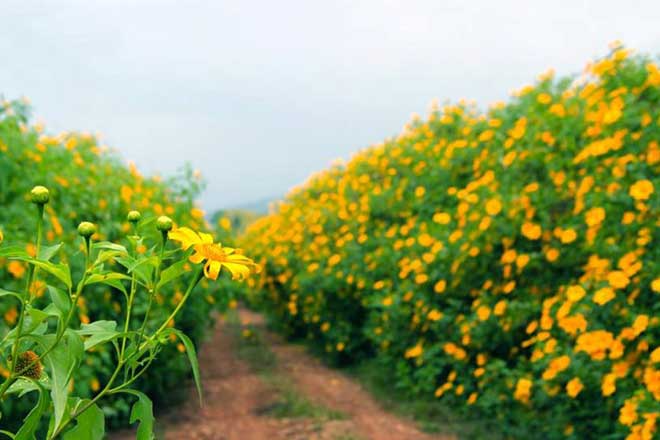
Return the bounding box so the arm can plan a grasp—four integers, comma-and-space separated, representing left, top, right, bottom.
112, 309, 453, 440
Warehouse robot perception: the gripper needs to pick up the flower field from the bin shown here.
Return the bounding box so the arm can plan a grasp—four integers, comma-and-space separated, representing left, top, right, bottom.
0, 100, 247, 435
242, 46, 660, 439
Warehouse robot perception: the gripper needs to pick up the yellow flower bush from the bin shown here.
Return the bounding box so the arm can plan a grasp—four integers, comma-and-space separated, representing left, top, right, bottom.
242, 46, 660, 439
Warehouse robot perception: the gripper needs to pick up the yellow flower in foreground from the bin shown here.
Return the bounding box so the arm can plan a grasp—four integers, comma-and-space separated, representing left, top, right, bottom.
169, 227, 260, 280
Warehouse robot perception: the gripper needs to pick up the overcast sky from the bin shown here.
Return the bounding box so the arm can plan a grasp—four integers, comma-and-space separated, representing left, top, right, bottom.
2, 1, 659, 211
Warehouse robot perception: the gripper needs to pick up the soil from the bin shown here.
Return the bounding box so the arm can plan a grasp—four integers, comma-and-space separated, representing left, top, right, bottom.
111, 309, 454, 440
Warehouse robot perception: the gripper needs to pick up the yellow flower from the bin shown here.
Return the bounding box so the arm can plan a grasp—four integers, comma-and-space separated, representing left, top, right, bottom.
619, 399, 638, 426
651, 347, 660, 363
433, 212, 451, 224
545, 248, 560, 262
629, 179, 654, 200
632, 315, 649, 336
602, 373, 617, 396
485, 198, 502, 216
542, 355, 571, 380
169, 227, 260, 280
8, 261, 26, 279
585, 207, 606, 226
566, 377, 583, 398
593, 287, 616, 305
521, 222, 542, 240
608, 271, 630, 289
405, 343, 423, 359
514, 378, 532, 404
427, 309, 443, 321
494, 300, 507, 316
651, 278, 660, 292
560, 228, 577, 244
566, 285, 586, 302
476, 305, 491, 321
90, 378, 100, 392
434, 279, 447, 293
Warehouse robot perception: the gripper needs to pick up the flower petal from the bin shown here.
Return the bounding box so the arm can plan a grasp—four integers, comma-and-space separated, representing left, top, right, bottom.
169, 227, 202, 250
204, 260, 221, 280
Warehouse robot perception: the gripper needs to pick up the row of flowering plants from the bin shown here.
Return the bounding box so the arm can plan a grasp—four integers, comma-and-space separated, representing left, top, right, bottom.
0, 101, 252, 435
241, 45, 660, 439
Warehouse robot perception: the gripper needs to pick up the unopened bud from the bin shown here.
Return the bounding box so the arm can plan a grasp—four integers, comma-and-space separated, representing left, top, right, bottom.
127, 210, 141, 223
77, 221, 96, 238
30, 186, 50, 205
156, 216, 173, 232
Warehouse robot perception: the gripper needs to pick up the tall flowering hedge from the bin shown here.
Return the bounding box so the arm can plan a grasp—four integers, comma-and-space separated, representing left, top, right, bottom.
0, 101, 238, 429
242, 46, 660, 439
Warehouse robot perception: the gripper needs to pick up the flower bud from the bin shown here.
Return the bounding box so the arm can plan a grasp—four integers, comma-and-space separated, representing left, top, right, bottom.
77, 221, 96, 238
30, 186, 50, 205
127, 210, 141, 223
156, 216, 173, 232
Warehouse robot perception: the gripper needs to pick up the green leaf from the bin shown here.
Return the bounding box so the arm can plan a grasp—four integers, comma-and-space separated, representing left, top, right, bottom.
93, 249, 126, 266
14, 381, 47, 440
47, 286, 71, 318
61, 400, 104, 440
75, 321, 119, 350
6, 378, 41, 397
11, 257, 72, 289
0, 245, 30, 258
0, 430, 16, 440
43, 330, 84, 434
122, 390, 155, 440
4, 306, 57, 339
0, 288, 22, 301
85, 272, 131, 287
115, 256, 156, 287
156, 260, 191, 290
92, 241, 128, 254
38, 243, 62, 261
165, 329, 203, 405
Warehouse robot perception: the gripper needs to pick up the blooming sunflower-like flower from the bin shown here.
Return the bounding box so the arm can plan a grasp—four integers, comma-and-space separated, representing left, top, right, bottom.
169, 227, 260, 280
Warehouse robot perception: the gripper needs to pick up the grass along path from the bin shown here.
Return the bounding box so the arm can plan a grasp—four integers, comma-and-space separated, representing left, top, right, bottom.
112, 308, 454, 440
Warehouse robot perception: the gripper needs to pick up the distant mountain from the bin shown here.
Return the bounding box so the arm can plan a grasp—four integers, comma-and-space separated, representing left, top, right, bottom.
226, 196, 278, 214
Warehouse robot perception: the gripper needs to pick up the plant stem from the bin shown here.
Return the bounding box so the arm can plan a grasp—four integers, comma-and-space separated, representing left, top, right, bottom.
137, 232, 166, 342
138, 265, 203, 353
0, 205, 44, 400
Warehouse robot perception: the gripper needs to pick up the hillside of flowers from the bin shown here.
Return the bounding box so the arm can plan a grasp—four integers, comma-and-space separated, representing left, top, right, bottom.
242, 46, 660, 439
0, 100, 239, 430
